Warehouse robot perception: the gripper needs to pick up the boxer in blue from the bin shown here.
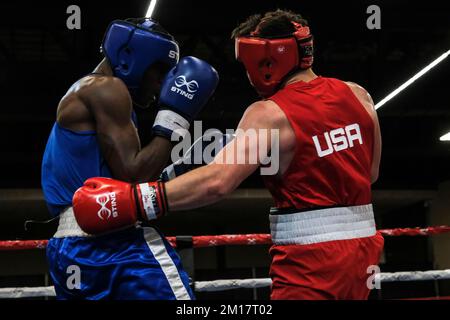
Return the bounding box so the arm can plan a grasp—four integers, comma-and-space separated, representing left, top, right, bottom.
41, 18, 219, 299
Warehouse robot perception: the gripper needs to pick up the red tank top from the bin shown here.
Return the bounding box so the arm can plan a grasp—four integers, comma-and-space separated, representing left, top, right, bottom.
263, 76, 374, 209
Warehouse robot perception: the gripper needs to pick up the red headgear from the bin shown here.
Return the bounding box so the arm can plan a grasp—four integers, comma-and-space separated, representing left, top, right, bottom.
235, 21, 313, 98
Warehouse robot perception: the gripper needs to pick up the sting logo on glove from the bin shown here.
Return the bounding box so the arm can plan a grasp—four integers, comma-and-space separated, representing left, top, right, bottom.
174, 75, 199, 93
171, 76, 199, 100
95, 192, 118, 220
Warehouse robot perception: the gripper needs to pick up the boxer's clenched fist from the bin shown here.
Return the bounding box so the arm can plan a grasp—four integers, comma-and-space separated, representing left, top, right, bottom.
152, 56, 219, 139
72, 177, 167, 235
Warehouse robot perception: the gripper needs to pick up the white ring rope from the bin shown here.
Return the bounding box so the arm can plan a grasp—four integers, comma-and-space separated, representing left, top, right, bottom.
195, 278, 273, 292
376, 269, 450, 283
1, 269, 450, 298
0, 286, 56, 299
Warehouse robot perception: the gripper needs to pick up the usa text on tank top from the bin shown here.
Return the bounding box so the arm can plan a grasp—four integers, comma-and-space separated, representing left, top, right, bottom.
263, 76, 374, 209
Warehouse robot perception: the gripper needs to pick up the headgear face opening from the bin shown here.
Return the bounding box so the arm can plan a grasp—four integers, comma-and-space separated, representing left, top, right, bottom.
101, 18, 179, 94
235, 21, 313, 98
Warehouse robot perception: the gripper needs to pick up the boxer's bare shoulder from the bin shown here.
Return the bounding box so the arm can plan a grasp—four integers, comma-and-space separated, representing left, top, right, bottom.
57, 75, 131, 131
345, 81, 381, 182
239, 100, 289, 130
345, 82, 376, 115
81, 75, 128, 99
82, 76, 131, 115
238, 99, 296, 176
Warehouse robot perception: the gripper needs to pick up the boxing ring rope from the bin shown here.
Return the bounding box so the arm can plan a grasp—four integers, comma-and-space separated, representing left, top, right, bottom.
2, 268, 450, 298
1, 225, 450, 299
1, 225, 450, 250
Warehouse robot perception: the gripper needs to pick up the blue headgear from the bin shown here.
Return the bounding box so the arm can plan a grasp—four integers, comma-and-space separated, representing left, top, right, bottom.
101, 18, 179, 92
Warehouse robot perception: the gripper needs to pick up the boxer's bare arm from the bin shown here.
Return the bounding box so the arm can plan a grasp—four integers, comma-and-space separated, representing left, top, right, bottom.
166, 101, 283, 211
86, 78, 172, 183
346, 82, 382, 183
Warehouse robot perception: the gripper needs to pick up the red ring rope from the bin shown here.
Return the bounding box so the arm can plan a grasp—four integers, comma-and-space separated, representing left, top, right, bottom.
0, 240, 48, 251
0, 226, 449, 251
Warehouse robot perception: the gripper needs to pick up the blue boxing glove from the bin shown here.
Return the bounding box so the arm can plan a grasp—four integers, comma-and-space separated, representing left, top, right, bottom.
153, 56, 219, 140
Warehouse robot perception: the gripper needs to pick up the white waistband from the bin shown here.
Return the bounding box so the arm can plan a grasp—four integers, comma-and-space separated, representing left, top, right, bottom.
53, 207, 93, 238
269, 204, 376, 245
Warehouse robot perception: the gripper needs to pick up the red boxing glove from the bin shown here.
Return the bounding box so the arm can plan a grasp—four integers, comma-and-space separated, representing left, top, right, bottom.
72, 177, 168, 235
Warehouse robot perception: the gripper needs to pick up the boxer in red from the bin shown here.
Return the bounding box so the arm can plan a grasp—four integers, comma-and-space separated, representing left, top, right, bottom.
73, 10, 384, 300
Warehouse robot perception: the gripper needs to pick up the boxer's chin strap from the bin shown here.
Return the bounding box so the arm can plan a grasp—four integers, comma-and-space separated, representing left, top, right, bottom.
24, 216, 60, 232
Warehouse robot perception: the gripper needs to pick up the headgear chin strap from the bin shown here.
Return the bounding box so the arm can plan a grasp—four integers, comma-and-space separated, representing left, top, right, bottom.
235, 21, 313, 98
101, 18, 179, 100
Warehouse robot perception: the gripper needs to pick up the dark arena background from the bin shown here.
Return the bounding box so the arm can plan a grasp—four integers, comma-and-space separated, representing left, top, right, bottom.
0, 0, 450, 301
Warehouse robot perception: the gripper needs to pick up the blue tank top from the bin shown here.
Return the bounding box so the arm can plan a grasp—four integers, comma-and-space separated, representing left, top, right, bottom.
41, 113, 137, 216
